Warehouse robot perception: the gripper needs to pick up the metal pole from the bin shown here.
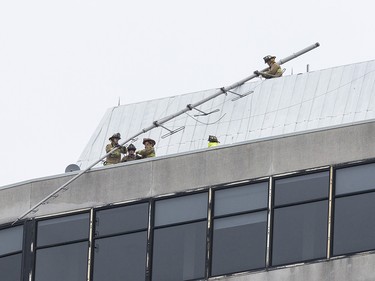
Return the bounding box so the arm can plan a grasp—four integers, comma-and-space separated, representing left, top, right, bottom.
12, 42, 320, 225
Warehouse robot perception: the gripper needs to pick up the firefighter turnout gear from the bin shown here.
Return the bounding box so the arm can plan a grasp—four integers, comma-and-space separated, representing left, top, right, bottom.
136, 147, 155, 158
137, 138, 156, 158
255, 55, 283, 79
121, 144, 142, 162
105, 143, 127, 165
104, 132, 127, 165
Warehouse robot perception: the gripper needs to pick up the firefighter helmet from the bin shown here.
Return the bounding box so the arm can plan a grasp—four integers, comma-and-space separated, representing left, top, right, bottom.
208, 135, 220, 143
143, 138, 156, 146
109, 133, 121, 141
263, 55, 276, 63
127, 144, 136, 151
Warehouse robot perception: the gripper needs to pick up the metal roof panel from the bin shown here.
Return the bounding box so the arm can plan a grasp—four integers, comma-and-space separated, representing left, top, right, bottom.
77, 60, 375, 169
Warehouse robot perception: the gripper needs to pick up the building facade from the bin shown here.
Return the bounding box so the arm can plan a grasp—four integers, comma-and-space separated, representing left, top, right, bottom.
1, 120, 375, 281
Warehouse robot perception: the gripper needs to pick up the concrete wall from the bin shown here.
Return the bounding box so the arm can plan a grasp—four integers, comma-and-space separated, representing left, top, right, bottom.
211, 253, 375, 281
1, 121, 375, 225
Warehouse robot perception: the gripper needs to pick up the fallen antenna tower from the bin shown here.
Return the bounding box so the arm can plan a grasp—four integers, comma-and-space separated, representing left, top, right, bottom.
13, 42, 320, 225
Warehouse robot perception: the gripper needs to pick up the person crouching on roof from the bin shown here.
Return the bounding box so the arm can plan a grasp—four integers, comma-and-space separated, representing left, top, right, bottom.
208, 135, 220, 147
254, 55, 283, 79
121, 144, 142, 162
105, 133, 127, 165
136, 138, 156, 158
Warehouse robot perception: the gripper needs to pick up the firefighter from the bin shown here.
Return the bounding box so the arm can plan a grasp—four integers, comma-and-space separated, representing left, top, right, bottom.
104, 133, 127, 165
121, 144, 142, 162
254, 55, 283, 79
208, 135, 220, 147
136, 138, 156, 158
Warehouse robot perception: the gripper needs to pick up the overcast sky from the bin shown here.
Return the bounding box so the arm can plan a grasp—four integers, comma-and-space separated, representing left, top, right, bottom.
0, 0, 374, 187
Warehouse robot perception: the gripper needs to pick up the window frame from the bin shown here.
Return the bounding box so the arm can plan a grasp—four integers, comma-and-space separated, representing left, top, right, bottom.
91, 200, 150, 281
150, 190, 209, 281
332, 160, 375, 257
209, 179, 269, 277
270, 168, 330, 267
0, 223, 26, 281
33, 211, 91, 281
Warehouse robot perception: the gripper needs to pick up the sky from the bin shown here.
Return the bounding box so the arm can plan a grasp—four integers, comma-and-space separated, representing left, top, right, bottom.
0, 0, 374, 187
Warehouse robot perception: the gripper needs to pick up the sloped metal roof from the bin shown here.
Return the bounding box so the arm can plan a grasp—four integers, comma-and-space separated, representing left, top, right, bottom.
77, 60, 375, 169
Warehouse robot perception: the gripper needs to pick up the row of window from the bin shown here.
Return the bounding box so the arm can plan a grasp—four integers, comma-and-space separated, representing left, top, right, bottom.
2, 161, 375, 281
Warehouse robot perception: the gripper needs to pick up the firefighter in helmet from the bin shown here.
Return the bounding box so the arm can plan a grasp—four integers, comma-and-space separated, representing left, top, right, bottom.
104, 133, 127, 165
254, 55, 283, 79
121, 144, 142, 162
136, 138, 156, 158
208, 135, 220, 147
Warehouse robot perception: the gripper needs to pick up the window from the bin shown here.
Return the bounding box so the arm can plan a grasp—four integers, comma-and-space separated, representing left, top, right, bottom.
333, 163, 375, 256
0, 225, 23, 281
93, 203, 149, 281
335, 162, 375, 195
211, 182, 268, 276
34, 213, 90, 281
152, 193, 208, 281
271, 171, 329, 266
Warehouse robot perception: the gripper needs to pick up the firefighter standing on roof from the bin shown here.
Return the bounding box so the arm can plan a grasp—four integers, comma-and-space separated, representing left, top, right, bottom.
121, 144, 142, 162
137, 138, 156, 158
104, 133, 127, 165
255, 55, 283, 79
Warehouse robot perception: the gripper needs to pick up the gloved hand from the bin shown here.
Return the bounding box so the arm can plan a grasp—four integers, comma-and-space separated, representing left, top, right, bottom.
254, 70, 260, 76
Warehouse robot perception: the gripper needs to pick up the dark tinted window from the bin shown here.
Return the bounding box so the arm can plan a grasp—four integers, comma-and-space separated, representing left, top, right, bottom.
0, 253, 22, 281
35, 242, 88, 281
155, 193, 207, 226
274, 171, 329, 206
214, 182, 268, 216
0, 226, 23, 255
152, 221, 206, 281
333, 192, 375, 255
336, 163, 375, 195
93, 232, 147, 281
37, 213, 90, 246
211, 211, 267, 275
272, 201, 328, 266
95, 203, 148, 237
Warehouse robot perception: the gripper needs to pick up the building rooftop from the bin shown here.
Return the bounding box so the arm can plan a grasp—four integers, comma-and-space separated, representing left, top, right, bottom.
77, 59, 375, 169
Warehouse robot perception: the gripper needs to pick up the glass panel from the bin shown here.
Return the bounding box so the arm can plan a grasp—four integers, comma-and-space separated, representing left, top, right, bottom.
211, 211, 267, 276
0, 253, 22, 281
35, 242, 88, 281
274, 171, 329, 206
0, 225, 23, 256
336, 163, 375, 195
95, 203, 148, 237
93, 232, 147, 281
333, 192, 375, 256
155, 193, 207, 226
214, 182, 268, 217
37, 213, 90, 247
152, 221, 206, 281
272, 200, 328, 266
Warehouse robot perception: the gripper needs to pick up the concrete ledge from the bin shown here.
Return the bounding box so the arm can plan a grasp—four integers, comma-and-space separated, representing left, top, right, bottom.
211, 252, 375, 281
